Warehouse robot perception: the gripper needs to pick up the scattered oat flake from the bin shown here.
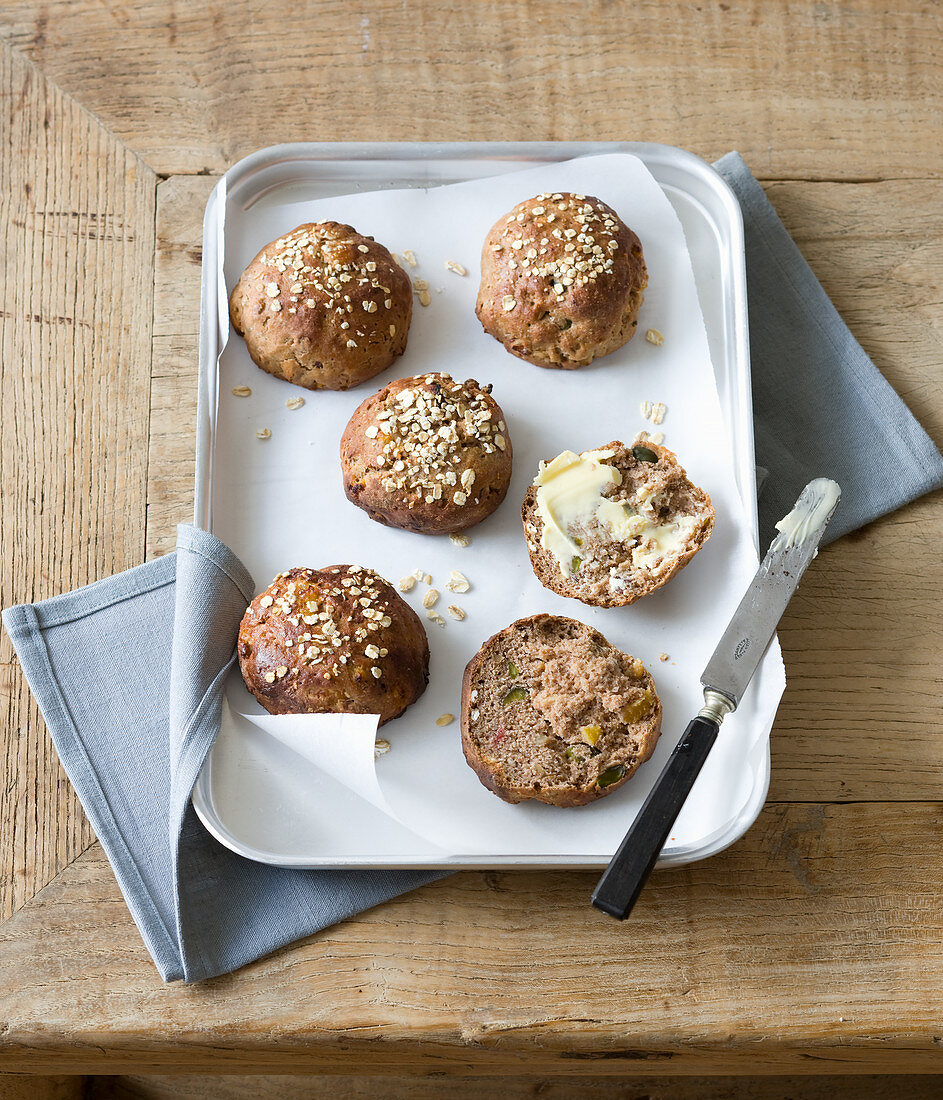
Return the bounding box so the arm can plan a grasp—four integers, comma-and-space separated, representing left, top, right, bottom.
397, 575, 417, 592
650, 432, 665, 445
426, 610, 446, 627
232, 385, 252, 397
285, 396, 305, 410
634, 430, 650, 443
646, 328, 664, 346
413, 568, 432, 584
256, 428, 272, 440
374, 738, 391, 758
264, 671, 276, 684
449, 533, 470, 548
659, 652, 670, 662
436, 713, 454, 727
418, 289, 431, 307
651, 402, 667, 426
639, 399, 652, 419
370, 666, 382, 679
446, 570, 470, 593
422, 588, 440, 609
502, 295, 517, 312
445, 260, 467, 276
447, 605, 465, 621
402, 249, 417, 267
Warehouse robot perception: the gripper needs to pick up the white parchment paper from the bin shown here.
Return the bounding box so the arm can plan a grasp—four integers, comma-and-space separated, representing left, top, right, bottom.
207, 154, 785, 862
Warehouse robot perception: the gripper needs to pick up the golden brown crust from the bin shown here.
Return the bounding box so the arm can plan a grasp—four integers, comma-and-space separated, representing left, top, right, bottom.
460, 614, 662, 807
522, 440, 715, 608
475, 193, 647, 370
340, 372, 513, 534
238, 565, 429, 726
228, 222, 412, 391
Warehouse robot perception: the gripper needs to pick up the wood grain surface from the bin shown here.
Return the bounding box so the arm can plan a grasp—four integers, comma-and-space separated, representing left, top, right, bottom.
0, 42, 156, 921
3, 804, 943, 1074
0, 0, 941, 181
1, 0, 943, 1086
85, 1075, 943, 1100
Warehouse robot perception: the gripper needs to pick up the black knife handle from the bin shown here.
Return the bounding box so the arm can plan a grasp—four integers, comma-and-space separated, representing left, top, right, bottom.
591, 716, 719, 920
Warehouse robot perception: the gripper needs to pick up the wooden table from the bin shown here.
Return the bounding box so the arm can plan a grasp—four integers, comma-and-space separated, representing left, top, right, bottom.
1, 2, 942, 1096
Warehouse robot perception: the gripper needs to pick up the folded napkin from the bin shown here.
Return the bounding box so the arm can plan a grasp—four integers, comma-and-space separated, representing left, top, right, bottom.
4, 153, 942, 982
714, 152, 943, 547
2, 525, 442, 982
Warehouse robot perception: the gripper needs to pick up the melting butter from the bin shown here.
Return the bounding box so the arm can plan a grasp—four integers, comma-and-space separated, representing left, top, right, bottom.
533, 448, 700, 578
631, 514, 700, 569
534, 450, 620, 574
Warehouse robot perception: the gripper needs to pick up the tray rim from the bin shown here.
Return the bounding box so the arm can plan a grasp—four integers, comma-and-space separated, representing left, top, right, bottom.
191, 140, 772, 870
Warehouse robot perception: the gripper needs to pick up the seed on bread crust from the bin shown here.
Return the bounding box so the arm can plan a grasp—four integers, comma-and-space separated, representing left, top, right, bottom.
228, 221, 412, 392
476, 193, 647, 370
461, 614, 662, 807
340, 372, 513, 535
237, 565, 429, 727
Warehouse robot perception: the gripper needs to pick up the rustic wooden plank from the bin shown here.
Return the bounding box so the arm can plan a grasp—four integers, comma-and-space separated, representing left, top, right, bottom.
144, 176, 214, 559
3, 803, 943, 1074
0, 43, 157, 920
0, 1079, 85, 1100
1, 0, 941, 181
153, 176, 212, 340
89, 1073, 943, 1100
146, 336, 199, 559
149, 173, 943, 801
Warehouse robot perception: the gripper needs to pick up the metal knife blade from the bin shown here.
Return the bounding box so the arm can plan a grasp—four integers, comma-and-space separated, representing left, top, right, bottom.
701, 478, 841, 709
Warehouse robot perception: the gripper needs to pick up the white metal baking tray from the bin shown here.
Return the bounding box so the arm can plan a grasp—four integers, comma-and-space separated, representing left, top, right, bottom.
191, 142, 774, 870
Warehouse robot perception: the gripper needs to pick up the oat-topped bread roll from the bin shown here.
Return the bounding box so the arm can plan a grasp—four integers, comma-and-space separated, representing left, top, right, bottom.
476, 193, 647, 369
340, 372, 513, 534
238, 565, 428, 726
461, 614, 661, 807
522, 440, 714, 608
228, 222, 411, 391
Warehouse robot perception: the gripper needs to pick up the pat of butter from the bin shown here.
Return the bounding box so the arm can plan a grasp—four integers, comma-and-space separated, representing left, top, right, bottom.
534, 449, 621, 575
771, 478, 841, 551
596, 499, 647, 541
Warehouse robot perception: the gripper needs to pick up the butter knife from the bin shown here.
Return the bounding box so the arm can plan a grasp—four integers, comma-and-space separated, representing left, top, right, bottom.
592, 478, 841, 920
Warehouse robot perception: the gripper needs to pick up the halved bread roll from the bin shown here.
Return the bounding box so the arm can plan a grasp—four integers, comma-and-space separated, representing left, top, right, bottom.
521, 439, 714, 608
461, 614, 662, 807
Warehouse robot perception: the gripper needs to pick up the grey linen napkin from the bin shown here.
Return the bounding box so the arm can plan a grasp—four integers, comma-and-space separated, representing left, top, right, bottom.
714, 152, 943, 546
4, 154, 942, 982
2, 525, 440, 982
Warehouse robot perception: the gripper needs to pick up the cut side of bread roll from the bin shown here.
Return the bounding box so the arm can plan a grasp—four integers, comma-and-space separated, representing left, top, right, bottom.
521, 439, 714, 608
461, 614, 662, 807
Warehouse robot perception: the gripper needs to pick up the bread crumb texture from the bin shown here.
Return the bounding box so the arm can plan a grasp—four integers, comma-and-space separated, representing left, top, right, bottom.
461, 615, 662, 807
